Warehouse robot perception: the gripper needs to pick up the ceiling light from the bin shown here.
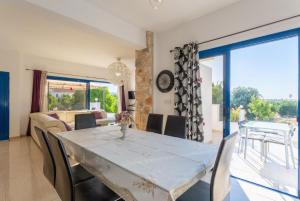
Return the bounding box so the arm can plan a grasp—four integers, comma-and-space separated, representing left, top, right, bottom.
107, 58, 130, 86
149, 0, 164, 10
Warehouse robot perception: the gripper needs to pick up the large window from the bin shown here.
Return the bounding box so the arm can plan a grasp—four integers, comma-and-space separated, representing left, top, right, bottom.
48, 77, 119, 113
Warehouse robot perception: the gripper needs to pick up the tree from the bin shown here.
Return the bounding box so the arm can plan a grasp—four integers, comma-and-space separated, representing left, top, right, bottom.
48, 94, 59, 110
231, 87, 260, 108
231, 87, 260, 119
90, 87, 118, 113
59, 94, 73, 110
90, 87, 105, 110
278, 100, 297, 117
248, 97, 275, 121
72, 90, 85, 110
212, 82, 223, 104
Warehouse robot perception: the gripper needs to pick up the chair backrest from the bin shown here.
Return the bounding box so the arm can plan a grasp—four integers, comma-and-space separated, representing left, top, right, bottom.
47, 132, 74, 201
34, 127, 56, 186
210, 132, 238, 201
75, 113, 96, 130
146, 113, 163, 134
164, 115, 186, 139
289, 125, 296, 137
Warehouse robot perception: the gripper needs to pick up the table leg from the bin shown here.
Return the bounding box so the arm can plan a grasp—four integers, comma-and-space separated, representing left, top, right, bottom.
284, 133, 290, 169
244, 128, 248, 159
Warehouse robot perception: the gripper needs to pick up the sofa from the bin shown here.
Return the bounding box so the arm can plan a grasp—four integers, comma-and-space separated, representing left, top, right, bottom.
30, 110, 115, 147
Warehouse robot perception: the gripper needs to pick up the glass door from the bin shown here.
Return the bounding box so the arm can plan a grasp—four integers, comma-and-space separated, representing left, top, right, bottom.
229, 36, 299, 196
199, 29, 300, 198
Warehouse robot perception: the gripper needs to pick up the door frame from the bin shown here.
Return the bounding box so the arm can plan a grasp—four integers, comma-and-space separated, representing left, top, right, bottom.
0, 71, 9, 141
199, 27, 300, 198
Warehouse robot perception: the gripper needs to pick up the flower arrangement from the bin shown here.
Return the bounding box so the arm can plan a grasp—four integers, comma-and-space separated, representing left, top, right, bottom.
115, 111, 135, 126
116, 111, 134, 138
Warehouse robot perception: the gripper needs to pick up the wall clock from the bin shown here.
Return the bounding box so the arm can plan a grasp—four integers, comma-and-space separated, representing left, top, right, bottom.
156, 70, 174, 93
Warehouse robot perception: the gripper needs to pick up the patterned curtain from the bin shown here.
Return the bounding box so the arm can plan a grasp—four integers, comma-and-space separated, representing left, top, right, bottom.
173, 43, 204, 142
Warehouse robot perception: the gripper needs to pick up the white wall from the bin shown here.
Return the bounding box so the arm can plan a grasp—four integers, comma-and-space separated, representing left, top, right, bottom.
200, 65, 212, 143
153, 0, 300, 140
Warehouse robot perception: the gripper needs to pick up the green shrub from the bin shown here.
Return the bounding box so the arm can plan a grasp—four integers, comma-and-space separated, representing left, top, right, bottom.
278, 100, 297, 117
248, 98, 275, 121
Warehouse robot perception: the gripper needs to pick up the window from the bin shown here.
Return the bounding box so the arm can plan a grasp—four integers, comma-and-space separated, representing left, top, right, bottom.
47, 76, 119, 113
90, 82, 118, 113
48, 80, 87, 111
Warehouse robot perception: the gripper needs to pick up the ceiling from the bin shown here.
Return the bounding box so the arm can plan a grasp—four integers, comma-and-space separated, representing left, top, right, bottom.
0, 1, 136, 68
86, 0, 241, 32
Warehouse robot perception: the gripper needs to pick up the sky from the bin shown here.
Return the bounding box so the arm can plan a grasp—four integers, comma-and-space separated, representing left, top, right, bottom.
200, 36, 298, 100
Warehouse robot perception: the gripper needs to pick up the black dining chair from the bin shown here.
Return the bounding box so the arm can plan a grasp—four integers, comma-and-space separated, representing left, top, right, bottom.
47, 132, 121, 201
35, 127, 94, 187
146, 113, 163, 134
35, 127, 56, 186
75, 113, 96, 130
164, 115, 186, 139
176, 132, 238, 201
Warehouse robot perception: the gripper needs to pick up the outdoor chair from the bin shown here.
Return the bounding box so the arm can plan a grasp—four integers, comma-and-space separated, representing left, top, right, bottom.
263, 125, 296, 168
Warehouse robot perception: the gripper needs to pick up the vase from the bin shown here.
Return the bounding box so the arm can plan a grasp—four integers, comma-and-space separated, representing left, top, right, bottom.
120, 124, 128, 139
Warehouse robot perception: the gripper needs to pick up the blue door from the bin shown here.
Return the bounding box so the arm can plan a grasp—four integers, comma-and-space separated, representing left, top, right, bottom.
0, 71, 9, 141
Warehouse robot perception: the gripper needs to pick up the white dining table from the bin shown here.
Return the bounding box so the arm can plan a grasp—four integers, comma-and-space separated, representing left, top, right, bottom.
59, 126, 218, 201
242, 121, 291, 165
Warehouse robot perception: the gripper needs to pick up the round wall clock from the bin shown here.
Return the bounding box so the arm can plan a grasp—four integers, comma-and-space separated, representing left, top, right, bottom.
156, 70, 174, 93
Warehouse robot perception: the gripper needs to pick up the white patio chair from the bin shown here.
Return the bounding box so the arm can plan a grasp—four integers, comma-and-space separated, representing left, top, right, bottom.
238, 121, 266, 159
263, 125, 296, 169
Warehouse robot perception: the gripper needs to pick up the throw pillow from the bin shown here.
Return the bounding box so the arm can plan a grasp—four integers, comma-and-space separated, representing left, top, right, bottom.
48, 113, 72, 131
92, 111, 103, 119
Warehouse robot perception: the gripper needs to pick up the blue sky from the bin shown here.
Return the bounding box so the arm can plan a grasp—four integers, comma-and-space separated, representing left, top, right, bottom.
201, 36, 298, 100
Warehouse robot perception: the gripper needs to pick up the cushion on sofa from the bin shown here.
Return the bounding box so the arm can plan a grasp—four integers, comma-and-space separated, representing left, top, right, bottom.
92, 111, 103, 119
48, 113, 72, 131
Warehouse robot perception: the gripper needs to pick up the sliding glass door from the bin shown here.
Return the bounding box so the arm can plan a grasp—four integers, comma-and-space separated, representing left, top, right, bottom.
230, 35, 299, 196
199, 28, 300, 198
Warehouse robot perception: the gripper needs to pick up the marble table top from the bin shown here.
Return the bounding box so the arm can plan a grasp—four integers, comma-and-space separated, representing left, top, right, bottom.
59, 126, 218, 201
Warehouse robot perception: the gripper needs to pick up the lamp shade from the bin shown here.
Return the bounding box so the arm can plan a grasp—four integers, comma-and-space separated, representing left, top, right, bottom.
107, 58, 130, 86
128, 91, 135, 99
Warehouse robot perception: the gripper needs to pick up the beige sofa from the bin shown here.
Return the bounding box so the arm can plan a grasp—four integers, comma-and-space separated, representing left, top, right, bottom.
30, 110, 115, 147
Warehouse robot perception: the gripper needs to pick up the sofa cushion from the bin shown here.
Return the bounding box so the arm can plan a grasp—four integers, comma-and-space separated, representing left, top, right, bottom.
92, 111, 103, 119
48, 113, 60, 120
47, 113, 72, 131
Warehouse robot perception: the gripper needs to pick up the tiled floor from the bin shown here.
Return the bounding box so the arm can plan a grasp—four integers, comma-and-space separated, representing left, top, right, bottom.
0, 137, 298, 201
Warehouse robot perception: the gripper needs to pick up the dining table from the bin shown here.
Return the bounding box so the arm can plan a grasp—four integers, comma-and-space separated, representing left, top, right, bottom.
242, 121, 291, 166
58, 125, 218, 201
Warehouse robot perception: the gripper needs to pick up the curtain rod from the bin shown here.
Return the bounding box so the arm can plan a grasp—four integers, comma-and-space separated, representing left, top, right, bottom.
170, 14, 300, 52
25, 68, 108, 81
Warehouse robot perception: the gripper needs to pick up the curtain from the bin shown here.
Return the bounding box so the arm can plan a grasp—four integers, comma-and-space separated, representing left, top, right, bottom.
40, 71, 48, 112
120, 85, 127, 111
173, 42, 204, 142
26, 70, 42, 136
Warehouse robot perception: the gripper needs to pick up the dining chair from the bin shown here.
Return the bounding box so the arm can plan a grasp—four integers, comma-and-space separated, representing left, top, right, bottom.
47, 132, 121, 201
75, 113, 96, 130
263, 125, 296, 168
176, 132, 238, 201
146, 113, 163, 134
35, 127, 94, 187
164, 115, 186, 139
237, 121, 265, 159
34, 127, 56, 186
